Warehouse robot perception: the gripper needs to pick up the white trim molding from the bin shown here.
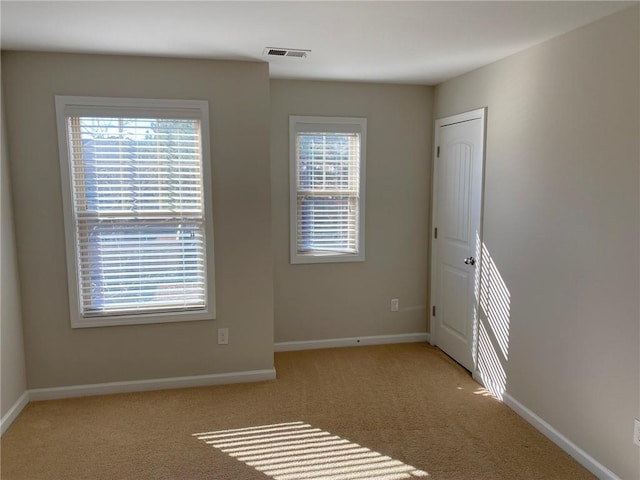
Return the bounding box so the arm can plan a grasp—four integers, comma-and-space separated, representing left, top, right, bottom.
289, 115, 367, 265
274, 333, 430, 352
503, 393, 620, 480
55, 96, 216, 329
1, 390, 29, 436
1, 370, 276, 433
29, 369, 276, 401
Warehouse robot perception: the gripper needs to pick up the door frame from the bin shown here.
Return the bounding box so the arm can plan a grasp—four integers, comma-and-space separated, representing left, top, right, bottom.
430, 107, 487, 376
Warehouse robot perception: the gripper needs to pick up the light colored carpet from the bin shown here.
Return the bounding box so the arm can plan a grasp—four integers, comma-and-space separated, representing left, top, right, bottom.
0, 343, 594, 479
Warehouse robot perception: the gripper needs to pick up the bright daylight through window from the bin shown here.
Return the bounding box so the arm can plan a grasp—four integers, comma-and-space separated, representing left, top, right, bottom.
55, 96, 215, 328
290, 116, 366, 264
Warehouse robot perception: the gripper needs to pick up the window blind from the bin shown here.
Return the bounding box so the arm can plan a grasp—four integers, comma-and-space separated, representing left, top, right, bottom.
295, 132, 360, 254
66, 116, 208, 317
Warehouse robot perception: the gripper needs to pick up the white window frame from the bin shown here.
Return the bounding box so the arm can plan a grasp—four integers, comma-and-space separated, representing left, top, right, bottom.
55, 96, 216, 328
289, 116, 366, 264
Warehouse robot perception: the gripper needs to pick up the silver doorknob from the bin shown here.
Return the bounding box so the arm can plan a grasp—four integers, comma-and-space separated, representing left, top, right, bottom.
464, 257, 476, 266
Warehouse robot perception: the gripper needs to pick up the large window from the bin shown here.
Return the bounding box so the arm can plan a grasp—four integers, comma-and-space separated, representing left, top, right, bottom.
55, 96, 215, 328
289, 116, 366, 264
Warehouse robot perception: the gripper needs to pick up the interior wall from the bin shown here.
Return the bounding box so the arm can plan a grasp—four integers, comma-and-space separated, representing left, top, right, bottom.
434, 7, 639, 479
0, 83, 27, 418
271, 80, 433, 343
2, 52, 274, 389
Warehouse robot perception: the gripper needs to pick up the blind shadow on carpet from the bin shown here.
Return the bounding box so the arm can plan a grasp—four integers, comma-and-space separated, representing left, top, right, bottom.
194, 421, 429, 480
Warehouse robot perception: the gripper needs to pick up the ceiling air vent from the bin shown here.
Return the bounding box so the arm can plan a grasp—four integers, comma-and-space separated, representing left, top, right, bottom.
263, 47, 310, 59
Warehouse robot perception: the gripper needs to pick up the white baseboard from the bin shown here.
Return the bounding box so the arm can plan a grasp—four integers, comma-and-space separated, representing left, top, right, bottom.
1, 390, 29, 436
503, 393, 620, 480
29, 369, 277, 401
274, 332, 430, 352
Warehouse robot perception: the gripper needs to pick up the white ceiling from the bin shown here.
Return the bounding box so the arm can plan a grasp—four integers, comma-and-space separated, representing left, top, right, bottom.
1, 1, 634, 85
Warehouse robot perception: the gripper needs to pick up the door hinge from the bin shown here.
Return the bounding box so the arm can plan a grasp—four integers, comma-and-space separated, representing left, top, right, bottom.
432, 306, 436, 316
437, 146, 440, 158
434, 227, 438, 239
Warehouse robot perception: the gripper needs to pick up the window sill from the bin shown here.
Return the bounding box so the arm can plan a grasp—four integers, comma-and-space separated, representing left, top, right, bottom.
70, 308, 215, 329
290, 252, 365, 265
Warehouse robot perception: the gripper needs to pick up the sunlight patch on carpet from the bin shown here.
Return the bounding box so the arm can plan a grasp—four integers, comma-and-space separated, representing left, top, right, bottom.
194, 421, 429, 479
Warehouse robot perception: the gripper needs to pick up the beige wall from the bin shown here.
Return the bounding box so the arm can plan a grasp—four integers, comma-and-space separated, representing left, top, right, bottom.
1, 85, 27, 418
434, 7, 639, 479
271, 80, 432, 343
2, 52, 274, 388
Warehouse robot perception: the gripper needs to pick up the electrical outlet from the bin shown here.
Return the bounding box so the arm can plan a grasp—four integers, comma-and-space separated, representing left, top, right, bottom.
634, 419, 640, 447
391, 298, 399, 312
218, 328, 229, 345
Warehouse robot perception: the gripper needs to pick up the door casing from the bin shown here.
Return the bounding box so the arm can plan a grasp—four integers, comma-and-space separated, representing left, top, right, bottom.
430, 107, 487, 377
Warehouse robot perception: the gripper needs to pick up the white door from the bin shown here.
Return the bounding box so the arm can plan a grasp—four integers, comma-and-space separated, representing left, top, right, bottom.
431, 108, 485, 371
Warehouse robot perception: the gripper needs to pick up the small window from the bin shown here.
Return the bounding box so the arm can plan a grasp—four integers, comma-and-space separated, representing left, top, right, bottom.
289, 116, 366, 264
55, 96, 215, 328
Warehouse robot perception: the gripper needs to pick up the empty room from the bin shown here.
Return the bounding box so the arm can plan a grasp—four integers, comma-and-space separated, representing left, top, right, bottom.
1, 1, 639, 479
